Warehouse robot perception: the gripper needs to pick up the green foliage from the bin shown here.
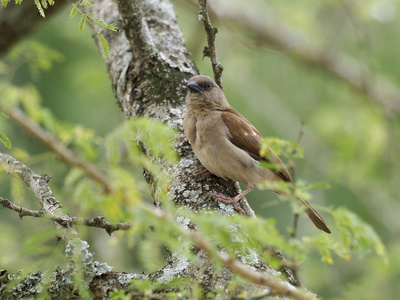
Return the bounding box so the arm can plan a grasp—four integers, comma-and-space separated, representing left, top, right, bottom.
332, 207, 387, 262
0, 111, 11, 149
69, 2, 117, 60
7, 39, 64, 78
34, 0, 45, 17
109, 289, 130, 300
96, 31, 110, 60
0, 133, 11, 149
260, 137, 304, 161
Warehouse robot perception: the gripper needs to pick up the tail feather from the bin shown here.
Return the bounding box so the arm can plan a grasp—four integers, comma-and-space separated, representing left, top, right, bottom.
300, 198, 331, 234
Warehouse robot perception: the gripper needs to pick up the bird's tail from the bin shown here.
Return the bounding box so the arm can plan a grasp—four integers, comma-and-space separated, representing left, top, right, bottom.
299, 197, 331, 234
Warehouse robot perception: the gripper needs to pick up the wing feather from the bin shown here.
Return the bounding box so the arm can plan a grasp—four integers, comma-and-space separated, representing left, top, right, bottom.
221, 109, 292, 182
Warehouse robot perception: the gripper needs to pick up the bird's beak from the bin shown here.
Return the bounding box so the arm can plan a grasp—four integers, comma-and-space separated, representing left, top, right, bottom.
187, 81, 203, 93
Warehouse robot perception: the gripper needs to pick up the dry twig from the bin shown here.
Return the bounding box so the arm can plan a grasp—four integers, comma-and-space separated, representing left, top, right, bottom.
0, 196, 131, 235
198, 0, 224, 89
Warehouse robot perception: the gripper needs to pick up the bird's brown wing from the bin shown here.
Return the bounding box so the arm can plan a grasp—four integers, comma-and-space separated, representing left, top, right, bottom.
221, 109, 292, 182
221, 109, 330, 233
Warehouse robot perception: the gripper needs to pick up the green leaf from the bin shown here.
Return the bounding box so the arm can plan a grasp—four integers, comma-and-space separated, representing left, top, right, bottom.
92, 18, 117, 30
81, 0, 93, 6
129, 118, 178, 164
0, 111, 9, 120
40, 0, 47, 9
260, 137, 304, 160
78, 15, 85, 32
69, 6, 77, 19
34, 0, 45, 17
1, 0, 10, 8
0, 133, 11, 149
96, 31, 110, 60
109, 290, 130, 300
332, 207, 388, 262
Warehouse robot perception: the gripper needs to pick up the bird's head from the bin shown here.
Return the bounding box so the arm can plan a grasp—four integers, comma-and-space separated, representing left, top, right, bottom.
185, 75, 229, 110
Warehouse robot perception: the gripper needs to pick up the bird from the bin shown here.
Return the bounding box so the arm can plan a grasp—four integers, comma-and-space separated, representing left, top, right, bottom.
183, 74, 331, 234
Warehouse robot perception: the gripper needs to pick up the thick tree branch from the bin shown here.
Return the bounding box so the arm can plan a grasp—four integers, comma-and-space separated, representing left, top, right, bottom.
198, 0, 224, 89
4, 106, 113, 194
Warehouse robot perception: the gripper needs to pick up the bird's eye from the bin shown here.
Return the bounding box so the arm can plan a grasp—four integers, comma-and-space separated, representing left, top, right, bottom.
206, 83, 212, 89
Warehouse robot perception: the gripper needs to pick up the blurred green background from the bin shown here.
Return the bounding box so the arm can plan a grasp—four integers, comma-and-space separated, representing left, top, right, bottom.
1, 0, 400, 298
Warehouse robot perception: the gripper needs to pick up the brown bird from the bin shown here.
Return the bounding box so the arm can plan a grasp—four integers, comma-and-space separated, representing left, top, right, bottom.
183, 74, 331, 234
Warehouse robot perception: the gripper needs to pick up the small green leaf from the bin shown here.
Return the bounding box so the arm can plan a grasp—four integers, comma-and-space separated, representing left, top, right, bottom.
78, 15, 85, 32
0, 111, 9, 120
97, 31, 110, 60
0, 133, 11, 149
40, 0, 47, 9
81, 0, 93, 6
70, 6, 77, 19
34, 0, 45, 17
92, 18, 117, 30
306, 182, 331, 190
1, 0, 10, 8
48, 0, 53, 5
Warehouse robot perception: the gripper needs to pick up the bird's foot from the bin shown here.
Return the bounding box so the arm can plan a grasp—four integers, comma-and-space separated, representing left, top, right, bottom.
209, 193, 245, 214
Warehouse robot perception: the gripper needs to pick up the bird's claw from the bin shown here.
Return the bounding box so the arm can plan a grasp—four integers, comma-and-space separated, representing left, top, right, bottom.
209, 193, 245, 215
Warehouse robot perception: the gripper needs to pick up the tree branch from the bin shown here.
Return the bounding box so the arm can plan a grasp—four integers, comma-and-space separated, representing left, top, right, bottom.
198, 0, 224, 89
0, 196, 131, 235
190, 231, 315, 300
0, 152, 77, 241
138, 204, 314, 300
4, 106, 112, 194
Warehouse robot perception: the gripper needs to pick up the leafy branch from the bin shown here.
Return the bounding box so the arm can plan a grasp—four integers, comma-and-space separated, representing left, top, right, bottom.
69, 0, 119, 59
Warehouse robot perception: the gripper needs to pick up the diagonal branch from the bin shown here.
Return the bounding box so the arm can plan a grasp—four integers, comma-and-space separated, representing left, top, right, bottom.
5, 106, 112, 194
191, 231, 315, 300
198, 0, 224, 89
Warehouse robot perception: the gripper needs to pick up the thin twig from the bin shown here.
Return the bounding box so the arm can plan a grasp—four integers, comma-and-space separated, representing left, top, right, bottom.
290, 213, 299, 239
198, 0, 224, 89
0, 196, 131, 235
5, 106, 112, 194
289, 121, 305, 238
